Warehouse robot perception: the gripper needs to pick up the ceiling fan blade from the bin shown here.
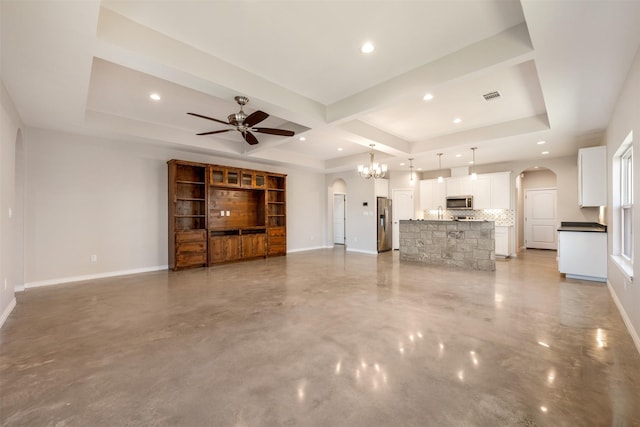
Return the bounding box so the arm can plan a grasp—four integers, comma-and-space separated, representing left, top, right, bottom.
196, 129, 234, 136
187, 112, 230, 126
244, 110, 269, 127
242, 131, 260, 145
253, 127, 295, 137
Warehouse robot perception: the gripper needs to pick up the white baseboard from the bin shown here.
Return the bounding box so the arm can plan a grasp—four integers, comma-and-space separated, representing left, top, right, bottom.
0, 298, 16, 329
607, 281, 640, 356
346, 248, 378, 255
287, 245, 333, 254
24, 265, 169, 289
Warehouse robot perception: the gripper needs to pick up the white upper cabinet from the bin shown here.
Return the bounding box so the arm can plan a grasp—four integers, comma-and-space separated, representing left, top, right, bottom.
471, 172, 511, 209
446, 176, 473, 197
490, 172, 511, 209
471, 175, 491, 209
420, 179, 446, 211
578, 146, 607, 207
375, 178, 390, 198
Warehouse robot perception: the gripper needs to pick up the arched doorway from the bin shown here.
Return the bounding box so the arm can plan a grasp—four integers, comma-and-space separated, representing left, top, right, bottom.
330, 179, 347, 246
516, 167, 558, 252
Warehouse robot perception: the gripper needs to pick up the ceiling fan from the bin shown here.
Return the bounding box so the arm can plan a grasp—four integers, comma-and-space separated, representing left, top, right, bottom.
187, 96, 295, 145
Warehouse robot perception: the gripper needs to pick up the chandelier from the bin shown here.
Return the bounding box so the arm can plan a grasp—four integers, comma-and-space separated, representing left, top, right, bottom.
357, 144, 387, 179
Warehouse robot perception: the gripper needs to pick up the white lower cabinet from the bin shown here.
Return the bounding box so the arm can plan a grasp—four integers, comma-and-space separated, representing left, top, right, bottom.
558, 231, 607, 282
495, 225, 511, 257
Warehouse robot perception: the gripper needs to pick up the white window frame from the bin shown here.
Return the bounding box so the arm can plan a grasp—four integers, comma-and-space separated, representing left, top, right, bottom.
621, 145, 633, 261
612, 131, 634, 280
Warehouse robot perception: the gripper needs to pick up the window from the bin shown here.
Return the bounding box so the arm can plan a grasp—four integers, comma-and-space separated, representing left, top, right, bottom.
621, 145, 633, 260
613, 130, 634, 279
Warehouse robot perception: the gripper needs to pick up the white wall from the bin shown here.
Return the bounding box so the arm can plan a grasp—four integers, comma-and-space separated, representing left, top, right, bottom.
0, 81, 21, 327
325, 171, 377, 254
21, 128, 326, 287
605, 46, 640, 352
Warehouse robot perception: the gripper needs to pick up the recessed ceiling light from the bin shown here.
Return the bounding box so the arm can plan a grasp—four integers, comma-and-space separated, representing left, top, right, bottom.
400, 162, 405, 166
149, 93, 161, 101
537, 140, 546, 145
453, 118, 462, 124
417, 167, 422, 171
337, 147, 343, 151
456, 154, 462, 158
423, 93, 434, 101
542, 151, 549, 155
360, 42, 375, 54
469, 160, 474, 164
299, 136, 306, 141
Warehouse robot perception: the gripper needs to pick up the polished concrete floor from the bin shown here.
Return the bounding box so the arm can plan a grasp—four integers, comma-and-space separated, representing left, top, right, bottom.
1, 248, 640, 426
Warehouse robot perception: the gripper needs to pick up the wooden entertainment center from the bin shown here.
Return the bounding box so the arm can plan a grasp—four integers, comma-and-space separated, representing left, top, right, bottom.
168, 159, 286, 270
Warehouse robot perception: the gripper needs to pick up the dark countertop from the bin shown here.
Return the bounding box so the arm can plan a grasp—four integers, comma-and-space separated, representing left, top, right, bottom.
557, 222, 607, 232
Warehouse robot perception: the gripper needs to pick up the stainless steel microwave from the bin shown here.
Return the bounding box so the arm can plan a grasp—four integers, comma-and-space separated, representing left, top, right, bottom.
446, 196, 473, 210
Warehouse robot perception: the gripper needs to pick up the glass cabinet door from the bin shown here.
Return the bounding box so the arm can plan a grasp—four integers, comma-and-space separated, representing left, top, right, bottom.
254, 173, 266, 189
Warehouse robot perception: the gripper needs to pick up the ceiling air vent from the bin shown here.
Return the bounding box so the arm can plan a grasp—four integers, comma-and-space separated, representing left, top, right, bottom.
482, 91, 501, 101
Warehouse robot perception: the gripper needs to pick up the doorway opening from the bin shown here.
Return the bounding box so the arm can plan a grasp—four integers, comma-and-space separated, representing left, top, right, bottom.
391, 188, 413, 250
333, 193, 346, 245
516, 167, 558, 252
330, 179, 347, 248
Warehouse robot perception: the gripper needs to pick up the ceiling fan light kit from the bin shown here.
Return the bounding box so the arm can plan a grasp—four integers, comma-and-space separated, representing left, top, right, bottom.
188, 96, 295, 145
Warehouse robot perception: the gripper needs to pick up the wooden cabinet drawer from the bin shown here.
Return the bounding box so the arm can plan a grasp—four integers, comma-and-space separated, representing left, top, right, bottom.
176, 230, 206, 243
176, 252, 207, 267
268, 227, 286, 237
268, 235, 285, 246
268, 245, 286, 256
176, 241, 206, 254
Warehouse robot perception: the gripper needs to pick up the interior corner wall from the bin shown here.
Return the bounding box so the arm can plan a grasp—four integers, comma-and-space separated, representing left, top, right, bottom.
21, 128, 326, 287
605, 45, 640, 352
325, 171, 377, 254
0, 80, 22, 327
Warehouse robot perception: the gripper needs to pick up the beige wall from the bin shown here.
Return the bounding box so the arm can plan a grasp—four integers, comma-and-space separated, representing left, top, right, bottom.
0, 82, 22, 326
21, 128, 327, 287
605, 46, 640, 351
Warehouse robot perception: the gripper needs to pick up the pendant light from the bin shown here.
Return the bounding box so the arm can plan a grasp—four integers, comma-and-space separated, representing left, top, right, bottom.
437, 153, 444, 183
470, 147, 478, 181
409, 158, 415, 185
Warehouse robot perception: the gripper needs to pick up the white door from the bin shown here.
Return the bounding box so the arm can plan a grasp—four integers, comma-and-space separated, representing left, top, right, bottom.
525, 188, 557, 250
392, 189, 414, 250
333, 194, 345, 245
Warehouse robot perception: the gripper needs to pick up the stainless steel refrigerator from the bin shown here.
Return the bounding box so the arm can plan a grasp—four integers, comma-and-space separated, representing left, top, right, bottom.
377, 197, 392, 252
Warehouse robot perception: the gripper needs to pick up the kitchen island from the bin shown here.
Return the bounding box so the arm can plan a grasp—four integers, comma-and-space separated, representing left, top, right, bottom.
399, 220, 495, 271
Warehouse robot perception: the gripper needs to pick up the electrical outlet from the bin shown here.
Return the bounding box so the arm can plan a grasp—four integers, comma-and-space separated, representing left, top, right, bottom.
3, 278, 7, 291
226, 211, 230, 216
90, 254, 97, 263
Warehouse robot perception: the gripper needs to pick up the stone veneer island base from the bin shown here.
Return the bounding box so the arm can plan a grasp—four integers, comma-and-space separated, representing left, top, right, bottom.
399, 220, 495, 271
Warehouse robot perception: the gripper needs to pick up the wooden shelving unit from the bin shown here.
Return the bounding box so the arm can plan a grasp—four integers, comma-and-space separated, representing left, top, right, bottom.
267, 174, 286, 255
168, 160, 286, 270
168, 160, 208, 270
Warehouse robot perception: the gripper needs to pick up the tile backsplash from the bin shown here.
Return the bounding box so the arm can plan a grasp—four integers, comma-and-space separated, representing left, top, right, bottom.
423, 208, 515, 226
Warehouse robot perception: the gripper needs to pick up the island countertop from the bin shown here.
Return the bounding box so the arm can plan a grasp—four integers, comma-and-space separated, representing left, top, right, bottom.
399, 219, 495, 271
